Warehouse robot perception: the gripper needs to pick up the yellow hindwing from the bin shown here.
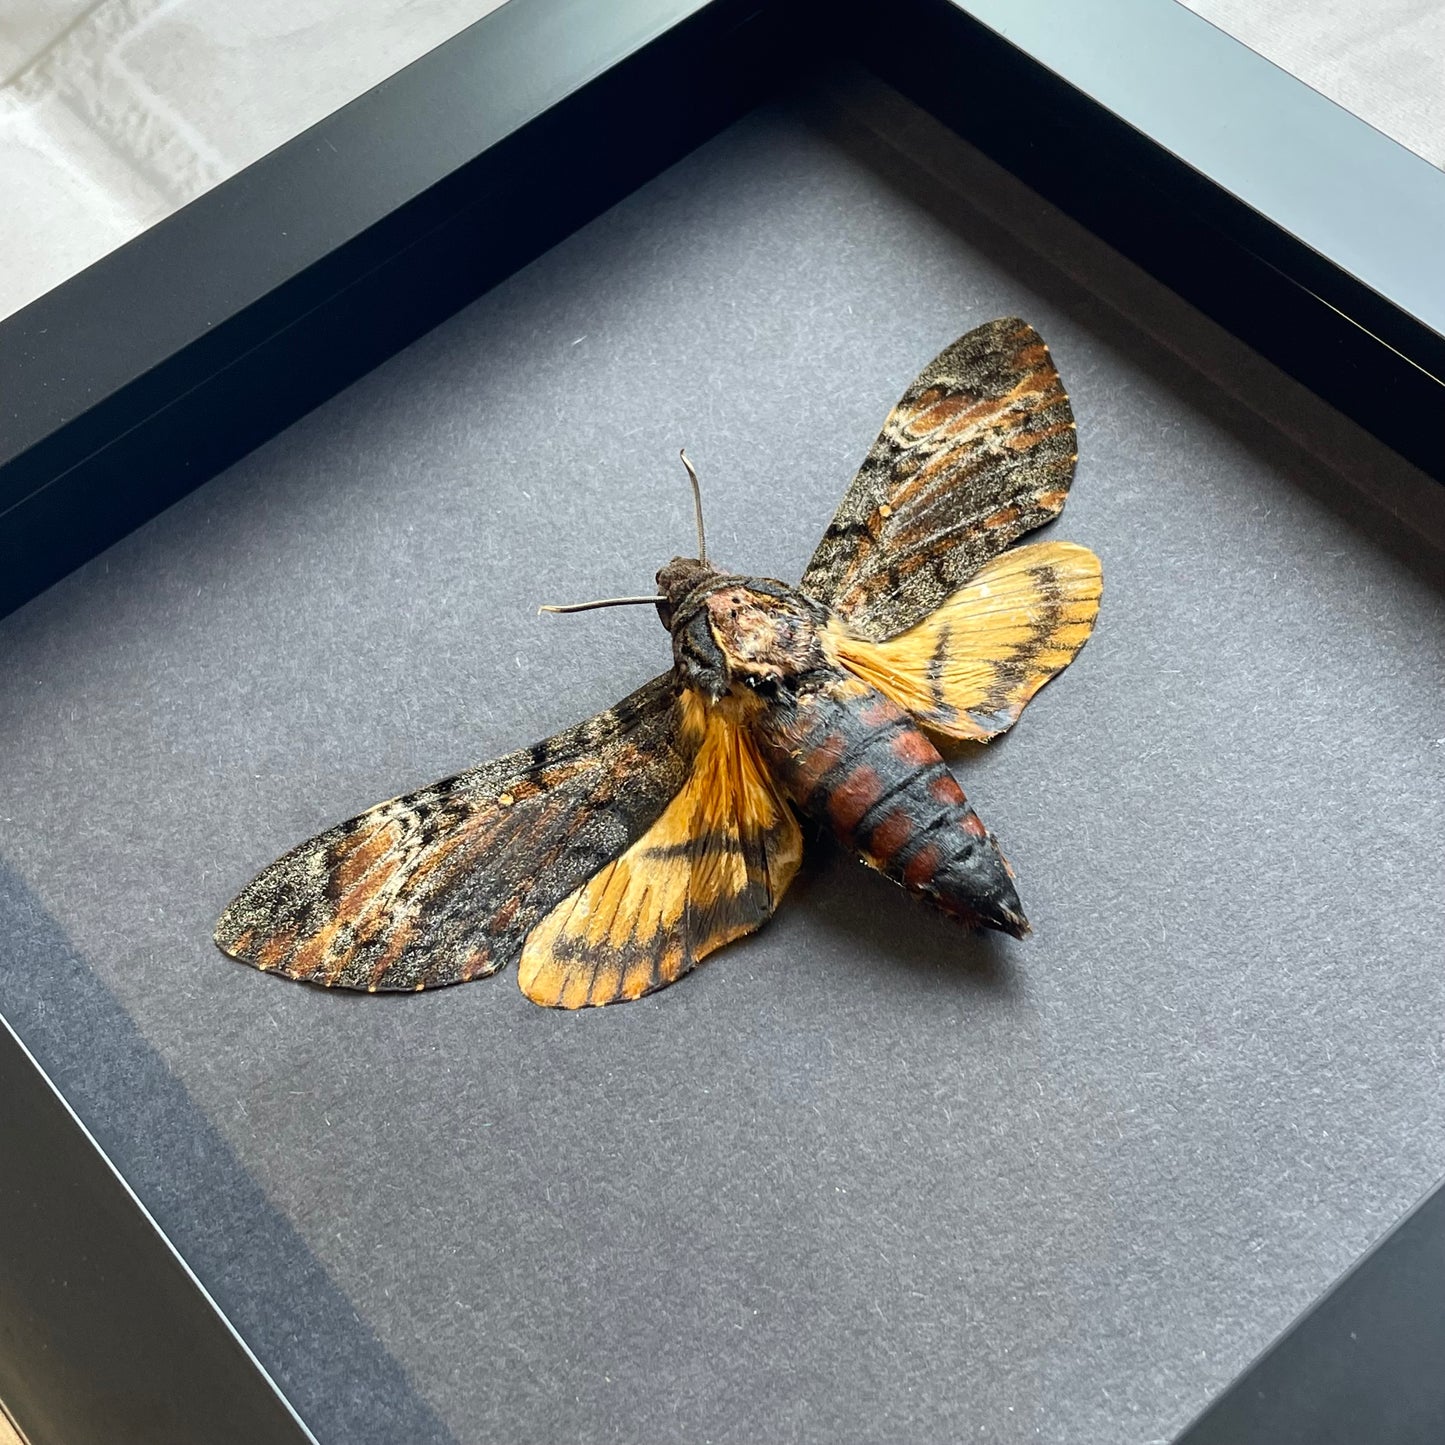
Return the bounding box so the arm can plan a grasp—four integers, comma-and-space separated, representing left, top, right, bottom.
830, 540, 1101, 741
518, 696, 801, 1008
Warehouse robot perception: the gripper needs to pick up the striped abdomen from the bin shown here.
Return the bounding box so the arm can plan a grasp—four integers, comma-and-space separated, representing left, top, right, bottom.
753, 675, 1029, 937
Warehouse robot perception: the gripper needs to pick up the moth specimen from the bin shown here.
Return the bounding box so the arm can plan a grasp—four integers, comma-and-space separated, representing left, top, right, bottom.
216, 317, 1101, 1008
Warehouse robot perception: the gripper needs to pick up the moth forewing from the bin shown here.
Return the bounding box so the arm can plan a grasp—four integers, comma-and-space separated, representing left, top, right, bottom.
214, 674, 698, 993
800, 317, 1080, 643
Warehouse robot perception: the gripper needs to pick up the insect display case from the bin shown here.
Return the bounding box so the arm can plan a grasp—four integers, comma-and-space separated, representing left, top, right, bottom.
1, 2, 1442, 1442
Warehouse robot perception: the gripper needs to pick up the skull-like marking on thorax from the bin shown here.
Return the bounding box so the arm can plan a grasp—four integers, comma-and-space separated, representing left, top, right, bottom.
662, 566, 831, 702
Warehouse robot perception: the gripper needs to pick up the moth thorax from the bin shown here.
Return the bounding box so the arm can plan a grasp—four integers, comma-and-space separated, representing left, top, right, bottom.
706, 583, 827, 692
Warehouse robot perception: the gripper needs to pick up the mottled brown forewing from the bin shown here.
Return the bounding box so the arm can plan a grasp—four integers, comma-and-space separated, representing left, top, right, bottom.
801, 318, 1078, 642
214, 674, 695, 992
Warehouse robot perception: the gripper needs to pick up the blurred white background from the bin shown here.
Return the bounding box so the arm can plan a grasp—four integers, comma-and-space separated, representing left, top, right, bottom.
0, 0, 505, 320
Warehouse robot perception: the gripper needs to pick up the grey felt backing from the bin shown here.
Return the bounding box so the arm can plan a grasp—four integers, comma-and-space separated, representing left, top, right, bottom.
1, 70, 1443, 1445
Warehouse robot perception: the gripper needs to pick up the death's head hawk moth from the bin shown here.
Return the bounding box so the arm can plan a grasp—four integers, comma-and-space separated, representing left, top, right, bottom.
215, 318, 1101, 1008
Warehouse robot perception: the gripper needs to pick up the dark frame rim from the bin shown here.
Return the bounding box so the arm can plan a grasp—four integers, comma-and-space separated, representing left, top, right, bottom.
0, 1014, 321, 1445
2, 1, 1442, 1440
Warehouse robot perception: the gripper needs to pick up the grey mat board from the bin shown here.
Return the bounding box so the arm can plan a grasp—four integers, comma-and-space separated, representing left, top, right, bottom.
2, 73, 1444, 1445
0, 862, 453, 1445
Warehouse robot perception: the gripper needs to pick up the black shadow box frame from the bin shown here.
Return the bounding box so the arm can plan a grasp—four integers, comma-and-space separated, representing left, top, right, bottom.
0, 1, 1442, 1442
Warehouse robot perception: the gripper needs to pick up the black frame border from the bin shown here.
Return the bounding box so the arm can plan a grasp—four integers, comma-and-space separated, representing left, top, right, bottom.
2, 1, 1442, 1439
0, 1016, 319, 1445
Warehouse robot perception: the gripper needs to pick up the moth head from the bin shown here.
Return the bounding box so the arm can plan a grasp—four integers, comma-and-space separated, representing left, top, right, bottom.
654, 448, 717, 632
539, 449, 720, 626
654, 555, 721, 629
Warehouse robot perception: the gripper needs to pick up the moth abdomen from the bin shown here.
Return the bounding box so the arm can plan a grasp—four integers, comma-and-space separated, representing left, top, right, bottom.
755, 676, 1028, 938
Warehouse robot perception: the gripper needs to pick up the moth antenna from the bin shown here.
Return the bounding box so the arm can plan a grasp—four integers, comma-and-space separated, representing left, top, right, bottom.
538, 594, 667, 615
679, 448, 707, 564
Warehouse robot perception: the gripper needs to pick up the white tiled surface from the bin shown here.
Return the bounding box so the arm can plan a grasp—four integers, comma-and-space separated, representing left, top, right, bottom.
1181, 0, 1445, 169
0, 0, 507, 322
